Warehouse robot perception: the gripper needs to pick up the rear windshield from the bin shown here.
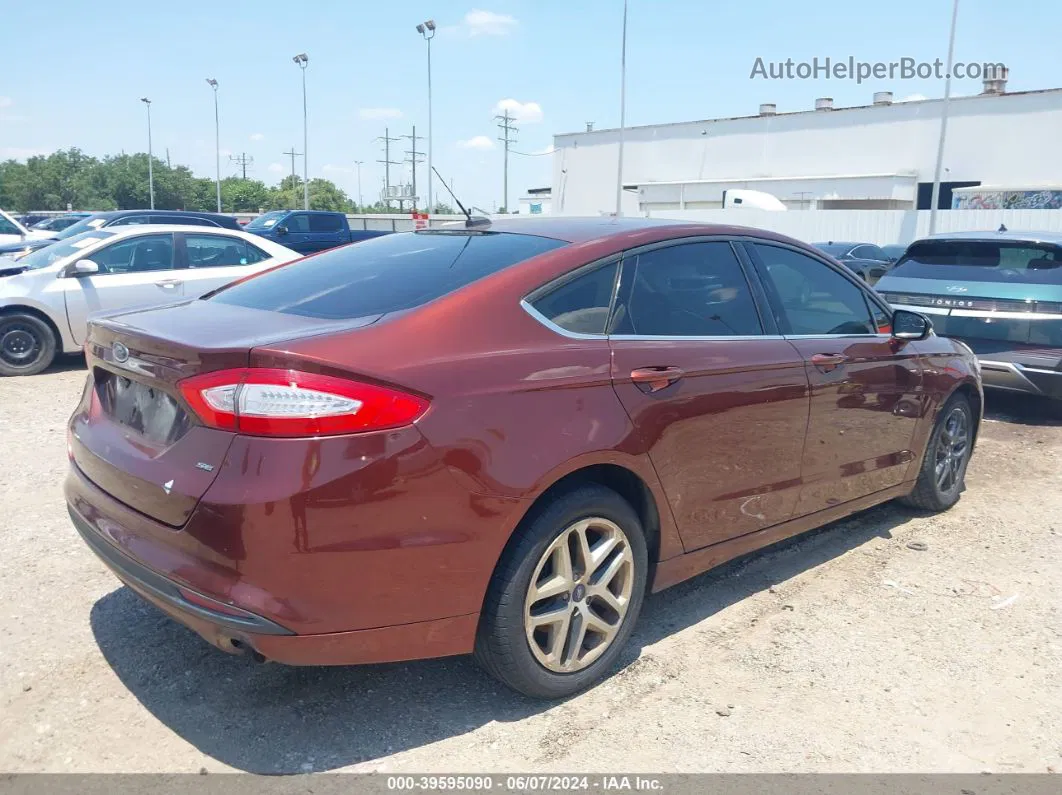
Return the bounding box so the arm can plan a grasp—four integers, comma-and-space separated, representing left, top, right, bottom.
891, 239, 1062, 284
209, 230, 567, 319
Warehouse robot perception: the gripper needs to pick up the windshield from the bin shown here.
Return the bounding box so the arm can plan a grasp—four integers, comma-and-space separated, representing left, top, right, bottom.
54, 215, 110, 240
20, 230, 117, 270
245, 211, 287, 230
891, 239, 1062, 285
814, 243, 854, 256
210, 230, 567, 319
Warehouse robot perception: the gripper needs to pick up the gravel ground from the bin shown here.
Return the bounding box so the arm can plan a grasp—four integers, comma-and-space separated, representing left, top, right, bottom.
1, 357, 1060, 774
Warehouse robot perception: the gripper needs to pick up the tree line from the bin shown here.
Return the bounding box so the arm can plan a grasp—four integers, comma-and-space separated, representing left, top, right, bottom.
0, 148, 454, 215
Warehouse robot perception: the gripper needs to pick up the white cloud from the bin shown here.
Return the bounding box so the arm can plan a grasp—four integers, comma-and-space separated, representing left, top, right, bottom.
0, 97, 12, 109
899, 93, 928, 102
493, 98, 543, 124
458, 135, 495, 150
465, 9, 518, 36
322, 163, 352, 174
268, 162, 285, 173
359, 107, 403, 120
250, 132, 265, 141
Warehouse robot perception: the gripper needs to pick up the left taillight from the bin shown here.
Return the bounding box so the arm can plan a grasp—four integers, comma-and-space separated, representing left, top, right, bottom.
177, 368, 429, 438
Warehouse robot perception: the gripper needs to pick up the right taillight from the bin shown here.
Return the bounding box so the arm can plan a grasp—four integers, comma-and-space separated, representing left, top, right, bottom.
177, 368, 429, 437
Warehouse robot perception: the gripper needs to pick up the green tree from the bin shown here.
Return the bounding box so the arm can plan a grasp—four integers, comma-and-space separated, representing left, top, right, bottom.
221, 177, 271, 212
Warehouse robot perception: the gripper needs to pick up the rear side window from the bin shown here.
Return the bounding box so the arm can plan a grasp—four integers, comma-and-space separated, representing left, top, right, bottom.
308, 213, 344, 232
185, 235, 269, 268
614, 242, 763, 337
531, 263, 618, 335
893, 240, 1062, 284
210, 231, 566, 319
285, 214, 311, 233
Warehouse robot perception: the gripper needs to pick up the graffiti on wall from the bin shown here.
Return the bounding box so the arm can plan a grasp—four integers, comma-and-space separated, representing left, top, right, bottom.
952, 190, 1062, 210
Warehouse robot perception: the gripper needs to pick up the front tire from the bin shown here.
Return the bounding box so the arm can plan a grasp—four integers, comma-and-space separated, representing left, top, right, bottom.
901, 393, 974, 511
475, 484, 648, 699
0, 312, 57, 377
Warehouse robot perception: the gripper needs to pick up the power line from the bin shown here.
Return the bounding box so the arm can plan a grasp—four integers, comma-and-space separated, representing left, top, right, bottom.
229, 152, 254, 180
495, 110, 518, 212
403, 125, 425, 210
376, 127, 402, 209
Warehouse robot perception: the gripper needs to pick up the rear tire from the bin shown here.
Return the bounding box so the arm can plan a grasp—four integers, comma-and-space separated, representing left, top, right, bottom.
901, 393, 973, 512
474, 484, 648, 699
0, 312, 57, 377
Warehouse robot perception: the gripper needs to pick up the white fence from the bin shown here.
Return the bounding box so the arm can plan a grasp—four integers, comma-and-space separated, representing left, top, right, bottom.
646, 209, 1062, 245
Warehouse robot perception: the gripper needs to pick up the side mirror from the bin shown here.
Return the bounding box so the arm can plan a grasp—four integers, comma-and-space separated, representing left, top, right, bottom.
892, 309, 931, 341
69, 259, 100, 276
274, 225, 289, 235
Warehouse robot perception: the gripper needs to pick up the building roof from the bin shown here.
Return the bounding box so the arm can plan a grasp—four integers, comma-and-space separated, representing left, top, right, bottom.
556, 87, 1062, 139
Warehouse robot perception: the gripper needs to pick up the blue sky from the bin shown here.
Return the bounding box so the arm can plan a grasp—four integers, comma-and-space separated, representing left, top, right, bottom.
2, 0, 1059, 211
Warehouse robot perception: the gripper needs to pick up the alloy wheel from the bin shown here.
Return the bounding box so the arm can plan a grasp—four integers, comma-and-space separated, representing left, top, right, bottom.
523, 517, 635, 673
934, 406, 969, 492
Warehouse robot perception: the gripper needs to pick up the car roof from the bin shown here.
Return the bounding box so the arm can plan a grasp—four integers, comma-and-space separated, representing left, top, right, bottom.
916, 230, 1062, 245
87, 209, 231, 220
83, 224, 258, 237
813, 241, 863, 247
468, 216, 799, 246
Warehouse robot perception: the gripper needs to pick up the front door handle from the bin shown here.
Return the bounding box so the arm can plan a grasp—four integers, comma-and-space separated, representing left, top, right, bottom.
630, 366, 685, 393
810, 353, 848, 372
155, 278, 182, 289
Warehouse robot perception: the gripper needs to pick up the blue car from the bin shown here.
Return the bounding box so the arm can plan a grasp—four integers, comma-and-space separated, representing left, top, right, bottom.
876, 230, 1062, 399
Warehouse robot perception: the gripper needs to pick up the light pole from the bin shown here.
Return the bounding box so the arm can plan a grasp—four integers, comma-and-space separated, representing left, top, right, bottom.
929, 0, 960, 235
292, 53, 310, 210
140, 97, 154, 209
354, 160, 364, 209
416, 20, 436, 215
615, 0, 628, 217
206, 78, 221, 212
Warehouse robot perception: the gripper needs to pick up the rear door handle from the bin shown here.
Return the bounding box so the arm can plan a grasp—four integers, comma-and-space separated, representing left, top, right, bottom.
810, 353, 848, 372
630, 366, 685, 393
155, 278, 182, 289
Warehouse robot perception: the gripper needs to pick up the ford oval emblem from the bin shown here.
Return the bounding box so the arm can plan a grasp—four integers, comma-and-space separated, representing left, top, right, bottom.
945, 285, 969, 293
112, 342, 129, 363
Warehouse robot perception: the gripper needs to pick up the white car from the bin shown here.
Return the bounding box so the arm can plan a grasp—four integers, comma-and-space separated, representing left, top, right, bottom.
0, 209, 56, 245
0, 225, 301, 376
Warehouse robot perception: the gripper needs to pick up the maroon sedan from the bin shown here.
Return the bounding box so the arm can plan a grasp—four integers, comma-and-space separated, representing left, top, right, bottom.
66, 218, 981, 698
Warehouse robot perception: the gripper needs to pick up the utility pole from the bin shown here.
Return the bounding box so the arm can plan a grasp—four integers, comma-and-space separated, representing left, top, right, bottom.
403, 125, 425, 210
495, 110, 518, 213
376, 127, 401, 210
353, 160, 364, 209
282, 146, 302, 187
929, 0, 960, 234
229, 152, 254, 180
165, 148, 171, 168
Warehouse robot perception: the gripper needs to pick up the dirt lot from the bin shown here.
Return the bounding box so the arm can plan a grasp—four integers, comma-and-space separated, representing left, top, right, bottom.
1, 358, 1060, 774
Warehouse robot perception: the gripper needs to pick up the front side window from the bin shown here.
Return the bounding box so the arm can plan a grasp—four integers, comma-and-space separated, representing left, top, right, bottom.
530, 262, 618, 335
91, 234, 176, 274
284, 214, 311, 233
614, 242, 763, 337
753, 244, 875, 336
185, 235, 268, 268
0, 216, 21, 235
308, 214, 344, 232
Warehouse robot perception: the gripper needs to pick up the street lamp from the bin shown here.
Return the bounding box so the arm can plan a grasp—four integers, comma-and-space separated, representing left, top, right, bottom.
140, 97, 154, 210
416, 20, 436, 215
929, 0, 960, 235
206, 78, 221, 213
292, 53, 309, 210
615, 0, 628, 217
354, 160, 364, 209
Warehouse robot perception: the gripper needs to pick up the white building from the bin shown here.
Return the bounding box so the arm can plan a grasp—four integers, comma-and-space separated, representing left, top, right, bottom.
551, 79, 1062, 217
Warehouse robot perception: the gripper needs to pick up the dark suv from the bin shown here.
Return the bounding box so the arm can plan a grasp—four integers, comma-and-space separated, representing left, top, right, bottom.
0, 210, 241, 260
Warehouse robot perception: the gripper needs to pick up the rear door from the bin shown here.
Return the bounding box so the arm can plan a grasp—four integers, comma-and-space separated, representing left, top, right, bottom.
607, 239, 810, 551
63, 232, 184, 344
307, 213, 347, 250
745, 241, 923, 516
177, 233, 275, 297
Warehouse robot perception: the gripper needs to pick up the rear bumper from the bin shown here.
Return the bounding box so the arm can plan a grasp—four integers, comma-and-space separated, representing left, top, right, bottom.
68, 485, 480, 665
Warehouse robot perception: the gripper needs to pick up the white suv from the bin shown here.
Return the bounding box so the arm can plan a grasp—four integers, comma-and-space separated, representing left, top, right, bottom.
0, 225, 301, 375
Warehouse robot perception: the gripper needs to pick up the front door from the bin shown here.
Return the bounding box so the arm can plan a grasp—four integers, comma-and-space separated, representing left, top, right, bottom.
63, 232, 182, 344
608, 239, 811, 552
745, 241, 923, 515
279, 213, 315, 254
